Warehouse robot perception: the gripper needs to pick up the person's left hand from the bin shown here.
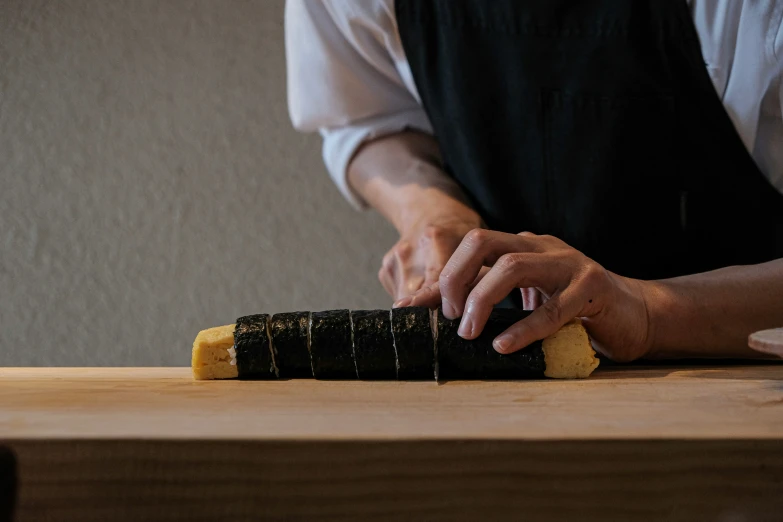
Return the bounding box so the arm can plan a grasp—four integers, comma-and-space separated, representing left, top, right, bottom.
395, 229, 654, 362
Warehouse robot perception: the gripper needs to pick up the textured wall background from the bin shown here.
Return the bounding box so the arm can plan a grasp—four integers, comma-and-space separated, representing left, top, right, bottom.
0, 0, 396, 366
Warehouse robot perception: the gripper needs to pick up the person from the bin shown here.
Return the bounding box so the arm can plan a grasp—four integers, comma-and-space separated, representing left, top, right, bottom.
285, 0, 783, 363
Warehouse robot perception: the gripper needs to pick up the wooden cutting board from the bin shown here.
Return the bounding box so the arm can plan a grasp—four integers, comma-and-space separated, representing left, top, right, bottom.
1, 365, 783, 522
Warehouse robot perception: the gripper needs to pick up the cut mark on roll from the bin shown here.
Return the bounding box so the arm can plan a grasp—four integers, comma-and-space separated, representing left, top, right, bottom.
389, 309, 400, 380
306, 312, 315, 378
348, 310, 360, 379
431, 308, 439, 382
265, 315, 279, 378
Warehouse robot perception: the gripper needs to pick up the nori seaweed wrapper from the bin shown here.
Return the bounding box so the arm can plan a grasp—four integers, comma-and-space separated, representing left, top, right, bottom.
351, 310, 397, 380
392, 306, 435, 380
270, 312, 312, 379
437, 308, 545, 380
234, 314, 276, 379
310, 309, 357, 379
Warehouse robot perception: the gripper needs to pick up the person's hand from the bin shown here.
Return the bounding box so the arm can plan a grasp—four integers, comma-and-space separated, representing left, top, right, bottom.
379, 215, 481, 301
343, 129, 484, 302
399, 229, 654, 362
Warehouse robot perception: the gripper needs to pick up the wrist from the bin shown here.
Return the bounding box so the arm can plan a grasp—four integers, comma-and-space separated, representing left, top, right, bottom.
637, 279, 682, 360
395, 195, 483, 238
347, 131, 482, 235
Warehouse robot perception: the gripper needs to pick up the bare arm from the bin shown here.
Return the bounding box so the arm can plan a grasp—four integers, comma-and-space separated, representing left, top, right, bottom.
348, 131, 480, 235
645, 260, 783, 359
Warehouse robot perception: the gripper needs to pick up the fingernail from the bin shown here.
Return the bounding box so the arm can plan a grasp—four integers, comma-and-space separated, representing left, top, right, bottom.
394, 297, 412, 308
493, 335, 513, 354
458, 316, 474, 338
442, 298, 457, 319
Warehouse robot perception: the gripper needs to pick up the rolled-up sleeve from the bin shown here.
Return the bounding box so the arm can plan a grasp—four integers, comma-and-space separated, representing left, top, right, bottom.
285, 0, 432, 209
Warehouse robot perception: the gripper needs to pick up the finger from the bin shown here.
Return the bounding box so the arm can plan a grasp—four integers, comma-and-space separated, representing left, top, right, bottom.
423, 254, 448, 288
422, 237, 455, 289
397, 265, 493, 309
439, 229, 540, 319
397, 274, 425, 301
395, 281, 442, 309
378, 252, 396, 298
457, 254, 556, 339
379, 266, 395, 298
388, 243, 417, 300
492, 288, 583, 354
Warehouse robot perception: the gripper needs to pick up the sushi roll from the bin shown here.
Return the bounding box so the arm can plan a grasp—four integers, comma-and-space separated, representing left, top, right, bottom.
191, 308, 599, 380
391, 306, 436, 380
309, 309, 357, 379
437, 308, 546, 380
234, 314, 277, 379
270, 312, 312, 379
351, 309, 397, 380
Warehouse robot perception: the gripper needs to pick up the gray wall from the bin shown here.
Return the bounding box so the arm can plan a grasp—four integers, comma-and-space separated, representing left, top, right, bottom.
0, 0, 396, 366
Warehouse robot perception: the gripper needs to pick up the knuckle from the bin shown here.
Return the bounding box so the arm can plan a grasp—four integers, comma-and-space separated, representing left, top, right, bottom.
424, 268, 443, 285
580, 262, 608, 289
422, 225, 445, 241
465, 286, 485, 306
438, 267, 458, 292
464, 228, 488, 245
538, 234, 563, 248
438, 268, 452, 287
426, 260, 444, 274
394, 241, 413, 259
517, 231, 536, 238
382, 249, 394, 265
496, 253, 524, 272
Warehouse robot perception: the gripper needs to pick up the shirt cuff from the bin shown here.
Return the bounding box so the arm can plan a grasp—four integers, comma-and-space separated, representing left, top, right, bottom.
320, 109, 434, 210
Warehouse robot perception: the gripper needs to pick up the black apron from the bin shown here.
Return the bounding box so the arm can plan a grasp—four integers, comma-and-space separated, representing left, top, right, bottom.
395, 0, 783, 283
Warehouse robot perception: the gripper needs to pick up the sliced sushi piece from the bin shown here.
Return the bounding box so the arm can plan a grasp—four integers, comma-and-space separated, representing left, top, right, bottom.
437, 308, 545, 380
391, 306, 435, 380
351, 309, 397, 380
270, 312, 312, 379
310, 309, 357, 379
234, 314, 277, 379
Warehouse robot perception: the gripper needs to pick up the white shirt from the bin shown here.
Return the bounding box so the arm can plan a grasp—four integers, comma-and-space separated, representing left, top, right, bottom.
285, 0, 783, 209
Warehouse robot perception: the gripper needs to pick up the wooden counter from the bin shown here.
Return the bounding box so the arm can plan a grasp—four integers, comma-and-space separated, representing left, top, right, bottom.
1, 365, 783, 521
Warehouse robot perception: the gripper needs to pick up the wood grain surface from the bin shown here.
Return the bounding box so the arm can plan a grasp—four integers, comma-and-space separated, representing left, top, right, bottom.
2, 365, 783, 521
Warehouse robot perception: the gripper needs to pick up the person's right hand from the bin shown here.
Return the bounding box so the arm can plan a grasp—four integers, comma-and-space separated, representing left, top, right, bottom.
380, 215, 481, 302
343, 129, 484, 302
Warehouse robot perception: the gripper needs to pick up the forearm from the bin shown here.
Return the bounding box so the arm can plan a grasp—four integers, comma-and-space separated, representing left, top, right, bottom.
347, 131, 481, 234
644, 260, 783, 359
